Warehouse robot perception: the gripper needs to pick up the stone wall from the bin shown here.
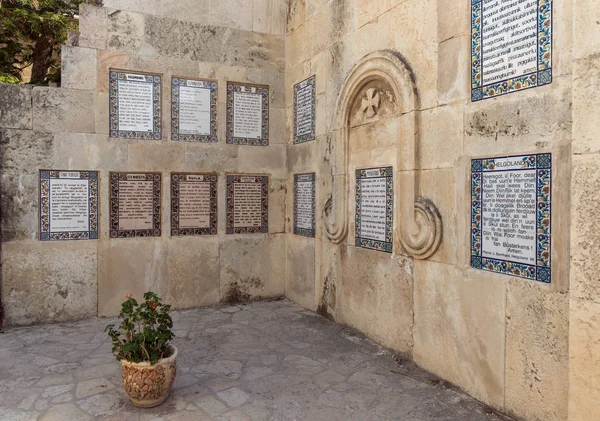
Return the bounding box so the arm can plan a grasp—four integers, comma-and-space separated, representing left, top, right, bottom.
284, 1, 575, 420
0, 1, 598, 420
0, 2, 287, 324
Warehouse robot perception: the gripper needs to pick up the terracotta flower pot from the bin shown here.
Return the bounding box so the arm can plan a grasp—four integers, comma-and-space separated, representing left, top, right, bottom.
121, 345, 178, 408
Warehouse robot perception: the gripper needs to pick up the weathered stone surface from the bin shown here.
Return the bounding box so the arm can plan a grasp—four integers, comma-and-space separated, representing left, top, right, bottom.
75, 377, 115, 399
2, 241, 98, 326
78, 5, 108, 50
413, 261, 506, 409
505, 281, 569, 421
569, 298, 600, 421
0, 84, 32, 130
61, 46, 98, 91
268, 178, 287, 234
168, 237, 220, 309
219, 235, 285, 303
97, 239, 168, 316
32, 87, 95, 133
465, 82, 572, 155
570, 154, 600, 301
253, 0, 287, 35
338, 245, 413, 354
437, 35, 469, 104
96, 50, 130, 93
1, 174, 40, 241
237, 145, 286, 179
53, 133, 128, 171
0, 129, 53, 175
573, 55, 600, 154
286, 235, 316, 310
40, 403, 91, 421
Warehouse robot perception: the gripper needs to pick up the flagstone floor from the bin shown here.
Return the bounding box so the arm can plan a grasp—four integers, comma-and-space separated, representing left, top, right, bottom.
0, 299, 511, 421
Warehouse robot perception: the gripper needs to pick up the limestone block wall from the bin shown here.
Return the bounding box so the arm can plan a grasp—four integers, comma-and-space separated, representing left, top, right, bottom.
0, 2, 288, 325
284, 1, 576, 421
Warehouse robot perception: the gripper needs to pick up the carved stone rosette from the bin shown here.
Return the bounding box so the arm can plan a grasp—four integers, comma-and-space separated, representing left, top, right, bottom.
324, 51, 442, 259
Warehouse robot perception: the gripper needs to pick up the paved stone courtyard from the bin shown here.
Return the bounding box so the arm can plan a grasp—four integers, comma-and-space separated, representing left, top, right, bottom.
0, 300, 511, 421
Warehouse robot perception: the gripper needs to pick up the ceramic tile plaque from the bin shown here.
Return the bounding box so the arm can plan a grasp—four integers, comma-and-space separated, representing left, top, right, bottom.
39, 170, 98, 241
226, 175, 268, 234
171, 77, 218, 142
293, 75, 316, 144
171, 173, 217, 236
110, 172, 161, 238
109, 69, 162, 139
471, 0, 552, 101
471, 153, 552, 282
226, 82, 269, 146
355, 167, 393, 253
294, 173, 316, 238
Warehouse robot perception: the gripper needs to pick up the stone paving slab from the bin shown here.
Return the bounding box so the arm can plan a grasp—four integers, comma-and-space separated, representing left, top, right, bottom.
0, 299, 512, 421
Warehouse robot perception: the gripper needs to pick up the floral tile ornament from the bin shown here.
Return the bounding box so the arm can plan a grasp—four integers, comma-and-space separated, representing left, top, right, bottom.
171, 173, 218, 236
226, 82, 269, 146
471, 153, 552, 283
355, 166, 393, 253
109, 172, 162, 238
39, 170, 98, 241
293, 75, 316, 144
226, 175, 269, 234
294, 173, 316, 238
109, 69, 162, 139
471, 0, 552, 101
171, 77, 218, 142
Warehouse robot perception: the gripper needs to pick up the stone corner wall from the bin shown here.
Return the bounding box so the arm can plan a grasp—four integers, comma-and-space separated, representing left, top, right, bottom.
0, 1, 289, 326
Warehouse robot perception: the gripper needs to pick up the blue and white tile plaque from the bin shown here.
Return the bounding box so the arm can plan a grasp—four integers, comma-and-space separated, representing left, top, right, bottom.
471, 0, 552, 101
471, 153, 552, 283
355, 167, 393, 253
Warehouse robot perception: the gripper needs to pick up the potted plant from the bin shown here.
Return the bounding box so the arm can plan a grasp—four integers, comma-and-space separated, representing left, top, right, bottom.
105, 291, 177, 408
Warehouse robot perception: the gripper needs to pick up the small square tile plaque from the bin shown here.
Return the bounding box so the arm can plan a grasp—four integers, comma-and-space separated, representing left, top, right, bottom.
294, 173, 316, 238
109, 69, 162, 139
293, 75, 316, 144
109, 172, 162, 238
39, 170, 98, 241
171, 173, 218, 236
226, 175, 269, 234
355, 167, 393, 253
171, 77, 218, 142
470, 153, 552, 283
226, 81, 269, 146
471, 0, 552, 101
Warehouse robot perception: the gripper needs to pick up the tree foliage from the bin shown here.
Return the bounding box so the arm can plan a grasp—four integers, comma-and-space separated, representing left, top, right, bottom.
0, 0, 85, 84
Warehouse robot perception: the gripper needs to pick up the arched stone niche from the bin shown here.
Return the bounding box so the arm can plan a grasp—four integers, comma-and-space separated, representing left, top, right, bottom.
323, 51, 442, 259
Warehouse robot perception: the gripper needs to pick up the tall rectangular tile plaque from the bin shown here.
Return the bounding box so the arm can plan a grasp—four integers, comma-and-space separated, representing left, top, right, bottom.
294, 173, 316, 238
226, 82, 269, 146
171, 77, 218, 142
109, 69, 162, 139
110, 172, 161, 238
471, 0, 552, 101
355, 167, 393, 253
294, 75, 316, 144
171, 173, 217, 236
39, 170, 98, 241
226, 175, 268, 234
471, 153, 552, 282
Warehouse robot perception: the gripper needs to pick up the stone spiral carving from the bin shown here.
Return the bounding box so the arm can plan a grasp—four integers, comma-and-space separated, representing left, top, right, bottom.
324, 51, 442, 260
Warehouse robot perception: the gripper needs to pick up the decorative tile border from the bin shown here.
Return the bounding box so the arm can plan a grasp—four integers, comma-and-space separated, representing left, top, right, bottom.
471, 153, 552, 283
171, 77, 218, 142
471, 0, 552, 101
171, 173, 218, 236
226, 82, 269, 146
294, 173, 316, 238
109, 172, 162, 238
293, 75, 316, 144
355, 166, 393, 253
226, 175, 269, 234
109, 69, 162, 139
39, 170, 98, 241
